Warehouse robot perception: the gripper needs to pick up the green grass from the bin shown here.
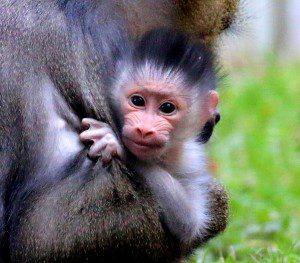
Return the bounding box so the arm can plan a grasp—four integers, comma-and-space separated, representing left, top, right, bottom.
189, 61, 300, 262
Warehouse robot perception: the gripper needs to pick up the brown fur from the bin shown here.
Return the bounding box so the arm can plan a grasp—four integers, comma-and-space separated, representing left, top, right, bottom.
174, 0, 239, 46
120, 0, 239, 47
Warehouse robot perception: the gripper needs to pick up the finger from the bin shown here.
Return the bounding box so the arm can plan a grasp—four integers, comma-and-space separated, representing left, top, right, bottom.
101, 145, 114, 164
88, 139, 107, 158
115, 145, 124, 159
82, 118, 108, 129
79, 128, 109, 142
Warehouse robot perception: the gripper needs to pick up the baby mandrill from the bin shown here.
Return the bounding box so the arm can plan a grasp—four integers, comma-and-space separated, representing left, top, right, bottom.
80, 29, 220, 244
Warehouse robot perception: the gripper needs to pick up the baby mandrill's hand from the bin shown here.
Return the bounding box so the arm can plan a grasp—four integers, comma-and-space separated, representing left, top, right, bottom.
80, 118, 123, 164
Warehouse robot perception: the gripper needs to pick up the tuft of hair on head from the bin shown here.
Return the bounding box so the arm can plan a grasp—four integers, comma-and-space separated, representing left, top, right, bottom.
111, 28, 219, 112
130, 28, 217, 95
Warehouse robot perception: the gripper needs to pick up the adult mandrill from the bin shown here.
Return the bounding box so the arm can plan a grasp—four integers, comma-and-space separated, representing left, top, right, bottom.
0, 0, 238, 262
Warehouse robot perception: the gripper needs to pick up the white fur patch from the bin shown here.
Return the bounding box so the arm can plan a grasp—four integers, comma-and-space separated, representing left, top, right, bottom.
43, 83, 83, 172
175, 139, 212, 242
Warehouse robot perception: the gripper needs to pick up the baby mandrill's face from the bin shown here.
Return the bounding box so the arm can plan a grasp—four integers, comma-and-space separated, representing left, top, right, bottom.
120, 81, 190, 160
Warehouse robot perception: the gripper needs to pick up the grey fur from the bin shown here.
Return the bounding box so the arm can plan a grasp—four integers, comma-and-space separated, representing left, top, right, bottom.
0, 0, 232, 262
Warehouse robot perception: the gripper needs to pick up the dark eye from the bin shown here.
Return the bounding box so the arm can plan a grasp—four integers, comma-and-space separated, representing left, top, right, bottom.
130, 95, 145, 107
159, 102, 176, 114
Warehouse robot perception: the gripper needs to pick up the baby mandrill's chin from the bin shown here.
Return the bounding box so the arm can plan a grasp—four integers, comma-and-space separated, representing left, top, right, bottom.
123, 138, 166, 161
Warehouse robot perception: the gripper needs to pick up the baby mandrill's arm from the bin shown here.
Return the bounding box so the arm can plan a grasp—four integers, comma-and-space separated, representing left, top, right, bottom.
136, 165, 213, 245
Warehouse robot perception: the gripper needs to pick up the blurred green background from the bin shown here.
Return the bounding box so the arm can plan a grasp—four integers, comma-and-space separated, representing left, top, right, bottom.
189, 1, 300, 262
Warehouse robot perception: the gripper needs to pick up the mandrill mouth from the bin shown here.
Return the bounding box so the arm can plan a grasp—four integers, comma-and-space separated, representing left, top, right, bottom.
123, 136, 166, 151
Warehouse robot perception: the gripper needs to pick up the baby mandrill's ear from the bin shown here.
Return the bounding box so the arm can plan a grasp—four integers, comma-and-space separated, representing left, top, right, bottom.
207, 90, 219, 113
200, 90, 219, 124
198, 90, 220, 143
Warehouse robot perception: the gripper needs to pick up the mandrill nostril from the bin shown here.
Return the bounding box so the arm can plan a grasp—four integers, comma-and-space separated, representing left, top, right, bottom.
135, 127, 155, 138
144, 131, 155, 137
135, 127, 143, 137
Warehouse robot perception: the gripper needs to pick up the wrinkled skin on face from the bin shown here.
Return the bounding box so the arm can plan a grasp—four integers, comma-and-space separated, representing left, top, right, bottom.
121, 82, 188, 159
